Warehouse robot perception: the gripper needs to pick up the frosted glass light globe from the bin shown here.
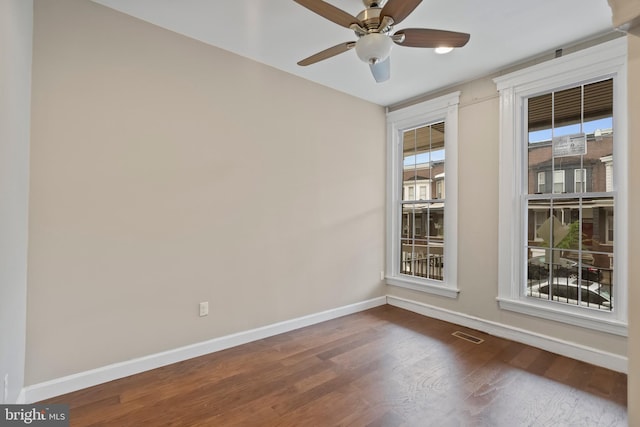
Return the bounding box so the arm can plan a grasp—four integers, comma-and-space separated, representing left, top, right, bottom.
355, 33, 393, 64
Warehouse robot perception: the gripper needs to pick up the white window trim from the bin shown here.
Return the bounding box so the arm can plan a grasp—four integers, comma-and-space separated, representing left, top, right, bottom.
494, 38, 628, 336
386, 92, 460, 298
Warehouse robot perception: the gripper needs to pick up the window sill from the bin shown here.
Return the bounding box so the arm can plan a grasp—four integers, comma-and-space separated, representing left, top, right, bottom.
497, 297, 627, 336
386, 276, 459, 299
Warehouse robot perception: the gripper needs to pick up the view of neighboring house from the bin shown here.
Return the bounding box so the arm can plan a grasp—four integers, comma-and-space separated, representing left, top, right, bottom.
400, 122, 446, 280
524, 78, 615, 310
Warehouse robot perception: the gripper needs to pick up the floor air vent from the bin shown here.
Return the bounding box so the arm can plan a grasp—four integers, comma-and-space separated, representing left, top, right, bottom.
452, 331, 484, 344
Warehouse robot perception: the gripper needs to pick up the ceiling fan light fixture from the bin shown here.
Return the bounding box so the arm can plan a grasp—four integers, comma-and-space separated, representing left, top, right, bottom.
355, 33, 393, 64
434, 46, 454, 54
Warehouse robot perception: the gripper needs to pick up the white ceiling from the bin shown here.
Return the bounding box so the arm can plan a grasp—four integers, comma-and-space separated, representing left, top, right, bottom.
92, 0, 615, 107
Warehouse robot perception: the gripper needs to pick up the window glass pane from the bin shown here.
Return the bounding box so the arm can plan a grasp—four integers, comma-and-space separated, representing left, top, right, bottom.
528, 200, 551, 247
400, 238, 414, 276
581, 197, 614, 252
400, 121, 445, 282
553, 86, 582, 137
527, 248, 550, 287
527, 79, 614, 197
400, 239, 442, 280
402, 129, 417, 201
550, 198, 579, 249
401, 205, 416, 239
528, 198, 582, 253
399, 205, 444, 282
403, 123, 445, 200
527, 124, 552, 195
528, 92, 552, 139
425, 241, 444, 280
584, 79, 613, 124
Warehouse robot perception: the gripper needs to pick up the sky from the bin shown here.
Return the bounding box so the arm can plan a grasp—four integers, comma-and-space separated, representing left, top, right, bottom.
528, 117, 613, 143
403, 117, 613, 167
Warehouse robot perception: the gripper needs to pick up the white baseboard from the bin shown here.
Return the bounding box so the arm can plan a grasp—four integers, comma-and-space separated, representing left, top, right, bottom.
21, 294, 627, 403
387, 295, 628, 373
22, 296, 387, 403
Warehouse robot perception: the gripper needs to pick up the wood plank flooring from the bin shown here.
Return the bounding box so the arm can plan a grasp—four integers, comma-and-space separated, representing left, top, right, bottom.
41, 305, 627, 426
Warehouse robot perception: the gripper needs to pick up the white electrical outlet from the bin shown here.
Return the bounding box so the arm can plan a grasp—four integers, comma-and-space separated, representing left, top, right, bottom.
199, 302, 209, 317
380, 271, 385, 281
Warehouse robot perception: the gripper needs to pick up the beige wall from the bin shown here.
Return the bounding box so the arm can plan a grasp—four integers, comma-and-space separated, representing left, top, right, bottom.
0, 0, 32, 403
627, 31, 639, 427
26, 0, 386, 385
608, 0, 640, 30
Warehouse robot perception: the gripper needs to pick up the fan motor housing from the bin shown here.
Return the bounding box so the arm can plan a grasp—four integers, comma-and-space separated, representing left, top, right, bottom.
357, 8, 383, 32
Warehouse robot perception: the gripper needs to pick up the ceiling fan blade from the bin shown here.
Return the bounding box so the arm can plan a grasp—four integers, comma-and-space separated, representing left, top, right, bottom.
394, 28, 470, 48
380, 0, 422, 25
293, 0, 363, 29
297, 42, 356, 66
369, 57, 390, 83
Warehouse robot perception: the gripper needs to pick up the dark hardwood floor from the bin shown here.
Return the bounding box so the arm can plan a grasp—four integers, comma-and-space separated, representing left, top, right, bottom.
41, 305, 627, 426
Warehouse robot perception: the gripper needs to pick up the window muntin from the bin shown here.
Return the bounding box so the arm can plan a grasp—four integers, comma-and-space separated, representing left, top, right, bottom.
401, 122, 445, 281
525, 79, 614, 312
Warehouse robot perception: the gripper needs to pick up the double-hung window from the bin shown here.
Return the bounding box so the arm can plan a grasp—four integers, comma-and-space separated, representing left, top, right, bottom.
386, 92, 459, 298
494, 38, 628, 335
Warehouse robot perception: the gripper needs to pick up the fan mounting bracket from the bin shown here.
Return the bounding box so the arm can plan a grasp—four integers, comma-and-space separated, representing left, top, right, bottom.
362, 0, 388, 7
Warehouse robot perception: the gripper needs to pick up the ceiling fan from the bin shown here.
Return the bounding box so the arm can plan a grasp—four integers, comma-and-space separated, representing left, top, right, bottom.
294, 0, 470, 82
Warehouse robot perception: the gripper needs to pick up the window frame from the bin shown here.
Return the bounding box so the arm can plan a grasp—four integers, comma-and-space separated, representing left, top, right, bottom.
386, 92, 460, 298
494, 38, 628, 336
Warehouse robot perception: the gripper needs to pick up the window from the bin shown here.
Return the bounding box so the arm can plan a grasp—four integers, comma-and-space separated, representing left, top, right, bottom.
386, 92, 459, 298
537, 172, 546, 193
419, 185, 427, 201
436, 179, 444, 199
495, 38, 627, 335
574, 169, 587, 193
553, 170, 565, 193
